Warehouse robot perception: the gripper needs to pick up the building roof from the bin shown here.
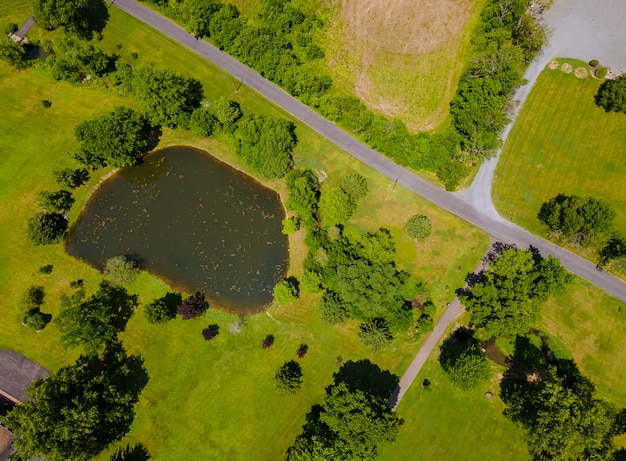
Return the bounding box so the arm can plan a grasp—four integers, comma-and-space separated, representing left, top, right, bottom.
0, 350, 50, 403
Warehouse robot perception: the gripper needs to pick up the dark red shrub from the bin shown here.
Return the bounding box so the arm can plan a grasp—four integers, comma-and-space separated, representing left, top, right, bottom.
262, 334, 275, 349
177, 292, 209, 320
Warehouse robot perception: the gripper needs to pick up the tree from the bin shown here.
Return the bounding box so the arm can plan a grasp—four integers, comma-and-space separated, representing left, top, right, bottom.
103, 256, 139, 286
595, 74, 626, 114
300, 270, 321, 294
405, 214, 432, 242
282, 216, 300, 234
2, 343, 147, 461
358, 318, 392, 352
341, 173, 368, 202
183, 0, 222, 37
274, 360, 303, 394
202, 324, 219, 340
273, 277, 299, 304
189, 107, 218, 137
0, 38, 27, 69
23, 309, 51, 331
37, 189, 74, 213
144, 293, 180, 324
57, 281, 138, 355
29, 0, 97, 33
235, 114, 297, 178
318, 186, 353, 228
177, 292, 209, 320
262, 334, 275, 349
463, 248, 572, 338
286, 169, 320, 228
538, 194, 616, 247
75, 107, 150, 168
439, 328, 490, 390
46, 35, 110, 82
53, 167, 89, 189
208, 4, 244, 50
26, 212, 67, 245
132, 63, 203, 128
214, 96, 243, 129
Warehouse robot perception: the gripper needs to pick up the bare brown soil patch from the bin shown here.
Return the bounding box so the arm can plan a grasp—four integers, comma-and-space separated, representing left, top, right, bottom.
327, 0, 478, 130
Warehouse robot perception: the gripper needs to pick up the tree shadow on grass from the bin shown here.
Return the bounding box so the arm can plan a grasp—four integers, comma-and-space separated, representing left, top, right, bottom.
332, 359, 399, 400
110, 443, 150, 461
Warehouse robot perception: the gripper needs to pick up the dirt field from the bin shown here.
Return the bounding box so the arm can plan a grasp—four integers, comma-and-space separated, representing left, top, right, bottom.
325, 0, 483, 131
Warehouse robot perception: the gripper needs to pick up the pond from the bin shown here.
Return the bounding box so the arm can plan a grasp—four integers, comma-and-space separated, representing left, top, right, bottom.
66, 146, 288, 314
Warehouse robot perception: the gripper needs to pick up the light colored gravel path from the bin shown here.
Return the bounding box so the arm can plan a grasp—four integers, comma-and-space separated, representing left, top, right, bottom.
455, 0, 626, 215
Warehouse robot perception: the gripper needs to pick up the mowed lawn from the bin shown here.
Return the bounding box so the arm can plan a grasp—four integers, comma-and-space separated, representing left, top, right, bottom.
0, 7, 498, 461
493, 58, 626, 241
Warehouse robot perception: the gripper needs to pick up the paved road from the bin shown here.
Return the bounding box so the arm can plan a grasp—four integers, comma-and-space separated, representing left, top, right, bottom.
113, 0, 626, 305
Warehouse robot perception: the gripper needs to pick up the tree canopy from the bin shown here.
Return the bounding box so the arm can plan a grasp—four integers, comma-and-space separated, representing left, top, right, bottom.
1, 343, 147, 461
286, 169, 320, 228
235, 114, 297, 178
462, 248, 572, 338
439, 327, 490, 390
26, 212, 67, 245
57, 281, 138, 355
131, 63, 203, 128
30, 0, 101, 33
74, 107, 150, 168
595, 74, 626, 114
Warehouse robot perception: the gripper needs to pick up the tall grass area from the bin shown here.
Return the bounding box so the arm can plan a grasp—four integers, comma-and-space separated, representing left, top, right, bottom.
0, 0, 30, 26
493, 59, 626, 253
0, 7, 493, 460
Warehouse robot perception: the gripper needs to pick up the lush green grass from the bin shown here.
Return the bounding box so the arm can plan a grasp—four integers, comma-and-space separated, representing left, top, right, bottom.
0, 0, 30, 28
0, 8, 493, 461
493, 58, 626, 261
380, 348, 528, 461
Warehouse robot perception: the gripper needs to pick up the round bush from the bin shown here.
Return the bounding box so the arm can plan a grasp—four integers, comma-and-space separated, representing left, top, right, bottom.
23, 309, 51, 331
589, 59, 599, 67
4, 23, 18, 35
405, 214, 432, 242
595, 67, 608, 79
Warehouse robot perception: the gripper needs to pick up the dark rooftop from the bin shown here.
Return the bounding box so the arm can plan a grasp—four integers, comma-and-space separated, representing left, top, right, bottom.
0, 350, 50, 403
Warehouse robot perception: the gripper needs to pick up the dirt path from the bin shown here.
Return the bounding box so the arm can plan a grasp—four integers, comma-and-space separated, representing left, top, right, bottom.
455, 0, 626, 215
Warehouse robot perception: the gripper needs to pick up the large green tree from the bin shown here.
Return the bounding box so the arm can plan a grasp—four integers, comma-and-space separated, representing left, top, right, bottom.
1, 343, 147, 461
286, 169, 320, 228
131, 63, 203, 128
26, 212, 67, 245
30, 0, 97, 32
595, 74, 626, 114
463, 248, 572, 337
57, 281, 138, 355
439, 328, 490, 390
74, 107, 150, 167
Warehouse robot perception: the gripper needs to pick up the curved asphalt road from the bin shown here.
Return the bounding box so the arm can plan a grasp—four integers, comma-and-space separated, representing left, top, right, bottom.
113, 0, 626, 305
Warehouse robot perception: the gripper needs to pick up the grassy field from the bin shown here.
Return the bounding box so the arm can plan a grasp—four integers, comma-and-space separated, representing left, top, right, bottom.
0, 7, 496, 461
0, 0, 30, 27
322, 0, 486, 131
493, 58, 626, 260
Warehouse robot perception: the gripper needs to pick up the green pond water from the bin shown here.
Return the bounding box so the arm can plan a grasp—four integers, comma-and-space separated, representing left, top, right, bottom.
66, 146, 288, 314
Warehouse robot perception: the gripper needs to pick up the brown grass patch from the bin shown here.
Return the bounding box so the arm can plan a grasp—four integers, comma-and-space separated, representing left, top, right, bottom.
549, 59, 559, 70
325, 0, 482, 131
561, 63, 572, 73
574, 66, 588, 78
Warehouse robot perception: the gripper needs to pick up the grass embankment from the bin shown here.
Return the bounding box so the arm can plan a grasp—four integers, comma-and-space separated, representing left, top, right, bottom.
0, 7, 496, 460
493, 58, 626, 262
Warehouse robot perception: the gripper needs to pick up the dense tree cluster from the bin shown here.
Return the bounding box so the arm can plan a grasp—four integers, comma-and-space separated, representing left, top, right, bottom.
286, 169, 320, 228
287, 360, 402, 460
595, 74, 626, 114
463, 247, 572, 338
74, 106, 151, 168
29, 0, 102, 34
45, 35, 111, 82
2, 343, 147, 461
57, 281, 138, 355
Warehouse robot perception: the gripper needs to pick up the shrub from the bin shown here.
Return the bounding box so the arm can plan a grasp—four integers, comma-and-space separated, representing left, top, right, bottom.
53, 168, 89, 189
341, 173, 368, 202
296, 344, 308, 358
281, 217, 300, 235
411, 314, 434, 340
38, 264, 53, 274
21, 285, 45, 310
595, 67, 608, 79
23, 308, 51, 331
4, 23, 18, 35
319, 291, 347, 324
202, 324, 219, 341
595, 74, 626, 113
273, 277, 299, 304
144, 293, 180, 324
300, 270, 321, 294
589, 59, 599, 67
358, 318, 392, 352
405, 214, 432, 242
274, 360, 303, 394
189, 107, 218, 137
42, 100, 52, 108
37, 189, 74, 213
27, 212, 67, 245
104, 256, 139, 286
177, 292, 209, 320
262, 334, 275, 349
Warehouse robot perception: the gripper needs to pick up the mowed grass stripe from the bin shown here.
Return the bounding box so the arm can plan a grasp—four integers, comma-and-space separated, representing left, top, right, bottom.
493, 59, 626, 236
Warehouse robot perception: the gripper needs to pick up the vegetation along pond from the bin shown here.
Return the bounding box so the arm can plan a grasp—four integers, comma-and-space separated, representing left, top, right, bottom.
66, 146, 288, 314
